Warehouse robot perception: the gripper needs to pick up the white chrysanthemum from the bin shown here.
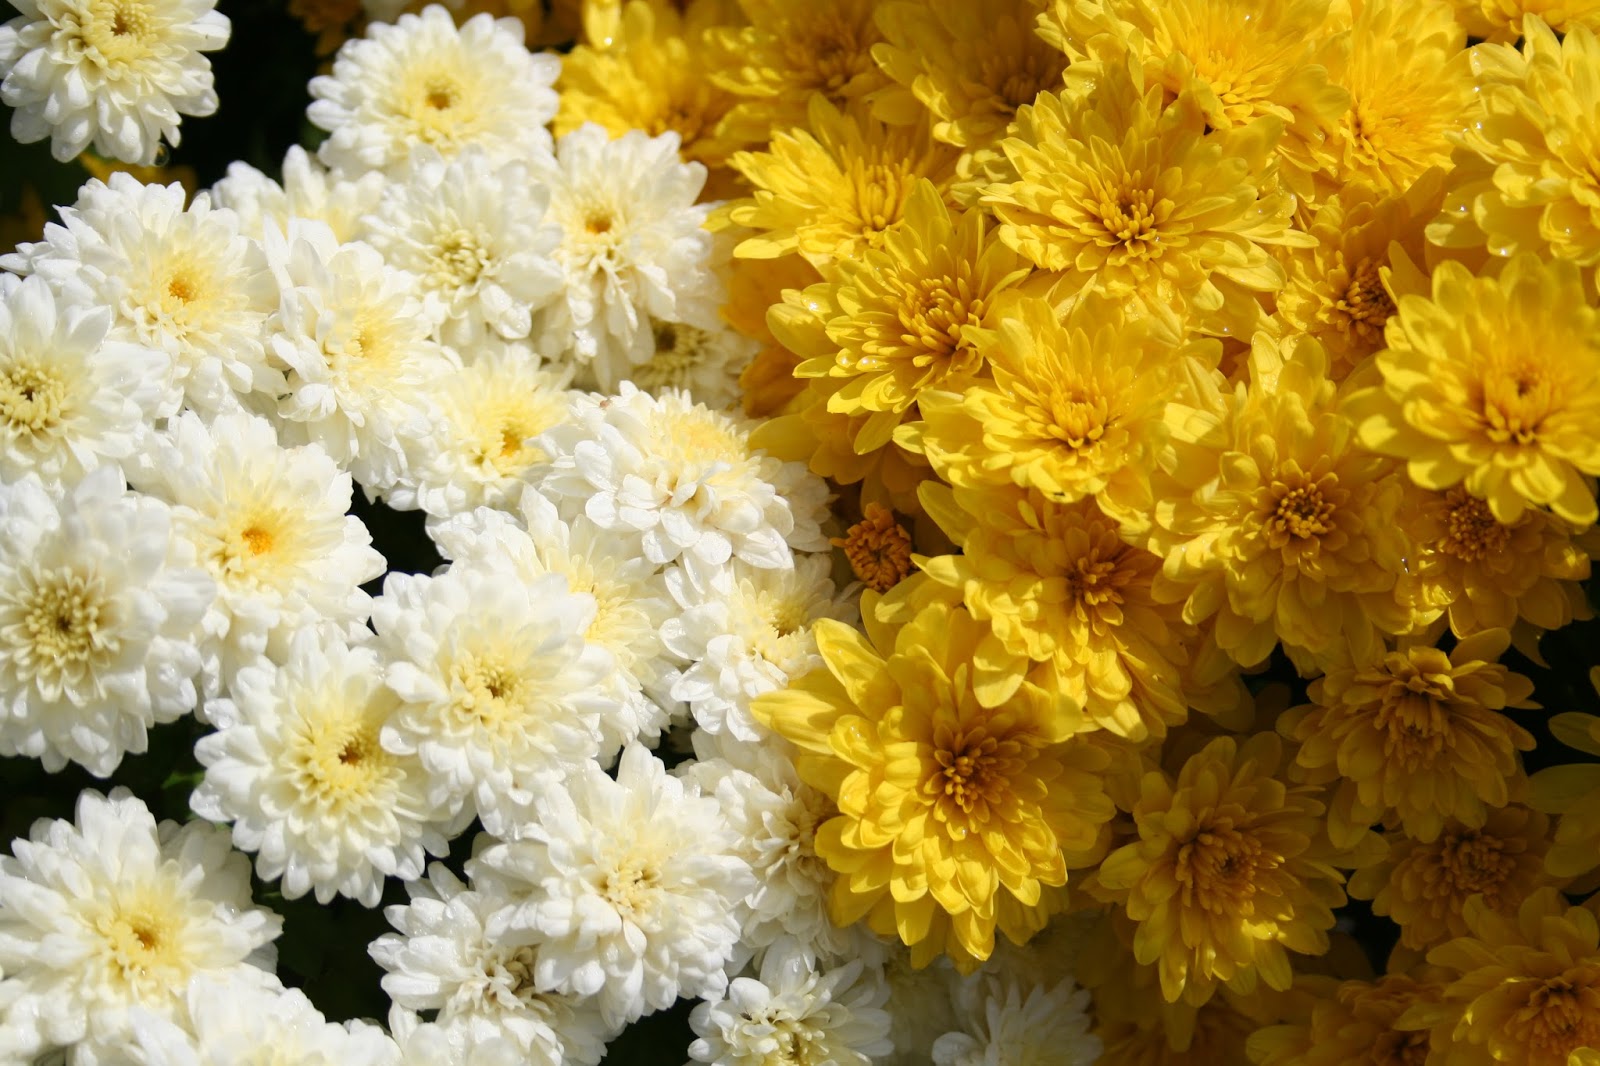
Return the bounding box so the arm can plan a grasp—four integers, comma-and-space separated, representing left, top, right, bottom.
373, 563, 611, 835
682, 731, 865, 968
134, 410, 385, 698
387, 341, 573, 519
391, 1018, 521, 1066
0, 789, 280, 1064
0, 273, 165, 490
124, 975, 400, 1066
211, 145, 387, 244
930, 974, 1100, 1066
0, 468, 210, 777
2, 174, 279, 416
687, 939, 893, 1066
470, 744, 755, 1027
535, 124, 722, 389
263, 218, 450, 494
307, 6, 558, 175
432, 494, 681, 754
536, 383, 825, 584
624, 318, 755, 412
362, 147, 561, 347
665, 555, 856, 741
191, 631, 454, 907
0, 0, 228, 164
370, 865, 613, 1066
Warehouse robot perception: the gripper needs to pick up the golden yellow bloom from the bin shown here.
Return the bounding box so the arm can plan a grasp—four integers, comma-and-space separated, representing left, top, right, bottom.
911, 484, 1196, 744
1348, 805, 1558, 952
555, 1, 747, 196
1273, 172, 1441, 382
724, 97, 958, 269
752, 598, 1114, 969
1149, 334, 1416, 673
1246, 973, 1444, 1066
291, 0, 363, 54
1350, 254, 1600, 526
1400, 888, 1600, 1066
1448, 0, 1600, 41
1040, 0, 1349, 191
980, 53, 1312, 322
766, 180, 1029, 452
1317, 0, 1476, 200
1079, 911, 1267, 1066
1430, 18, 1600, 270
1283, 629, 1537, 848
903, 293, 1211, 535
1400, 485, 1596, 639
1530, 671, 1600, 880
870, 0, 1066, 150
705, 0, 888, 144
1097, 733, 1349, 1006
832, 502, 912, 593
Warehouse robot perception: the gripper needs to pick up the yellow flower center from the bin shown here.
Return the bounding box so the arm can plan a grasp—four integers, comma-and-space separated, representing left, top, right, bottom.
926, 722, 1029, 834
1439, 489, 1512, 562
787, 13, 877, 98
1372, 1030, 1432, 1066
633, 321, 717, 392
401, 65, 481, 147
466, 391, 566, 477
1432, 829, 1516, 904
92, 891, 186, 993
452, 651, 528, 730
1088, 176, 1171, 261
1065, 554, 1123, 608
1174, 819, 1273, 916
1034, 385, 1113, 454
1271, 482, 1337, 539
1332, 255, 1395, 345
22, 568, 113, 681
212, 509, 294, 579
848, 158, 911, 247
981, 49, 1065, 113
599, 854, 661, 918
1374, 687, 1453, 767
1512, 971, 1600, 1059
81, 0, 157, 63
1479, 355, 1555, 446
897, 272, 985, 370
831, 503, 911, 593
428, 229, 489, 290
288, 710, 392, 809
0, 359, 69, 436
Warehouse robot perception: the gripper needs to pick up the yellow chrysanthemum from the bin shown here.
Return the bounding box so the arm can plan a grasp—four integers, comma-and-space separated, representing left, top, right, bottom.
1039, 0, 1349, 190
555, 0, 747, 197
869, 0, 1066, 150
1317, 0, 1476, 200
1247, 973, 1444, 1066
901, 293, 1213, 535
765, 179, 1030, 452
1349, 254, 1600, 526
1399, 484, 1597, 640
980, 52, 1312, 323
1430, 18, 1600, 270
1283, 629, 1537, 848
1400, 888, 1600, 1066
752, 598, 1115, 969
724, 97, 959, 269
1148, 334, 1417, 673
704, 0, 888, 144
290, 0, 362, 55
907, 484, 1197, 744
1096, 733, 1349, 1006
1448, 0, 1600, 41
1530, 669, 1600, 880
1078, 910, 1269, 1066
1273, 172, 1441, 382
1348, 805, 1558, 952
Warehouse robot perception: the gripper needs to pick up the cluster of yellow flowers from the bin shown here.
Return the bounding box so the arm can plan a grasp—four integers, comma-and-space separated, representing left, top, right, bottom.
550, 1, 1600, 1063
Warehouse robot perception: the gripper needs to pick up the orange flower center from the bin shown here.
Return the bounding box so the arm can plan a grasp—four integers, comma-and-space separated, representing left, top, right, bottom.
1175, 819, 1274, 916
925, 722, 1029, 834
1332, 255, 1395, 345
831, 503, 912, 593
1439, 489, 1511, 562
1512, 971, 1600, 1059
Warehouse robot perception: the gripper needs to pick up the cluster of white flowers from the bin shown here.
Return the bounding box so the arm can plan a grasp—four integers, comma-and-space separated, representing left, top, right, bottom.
0, 6, 1106, 1065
